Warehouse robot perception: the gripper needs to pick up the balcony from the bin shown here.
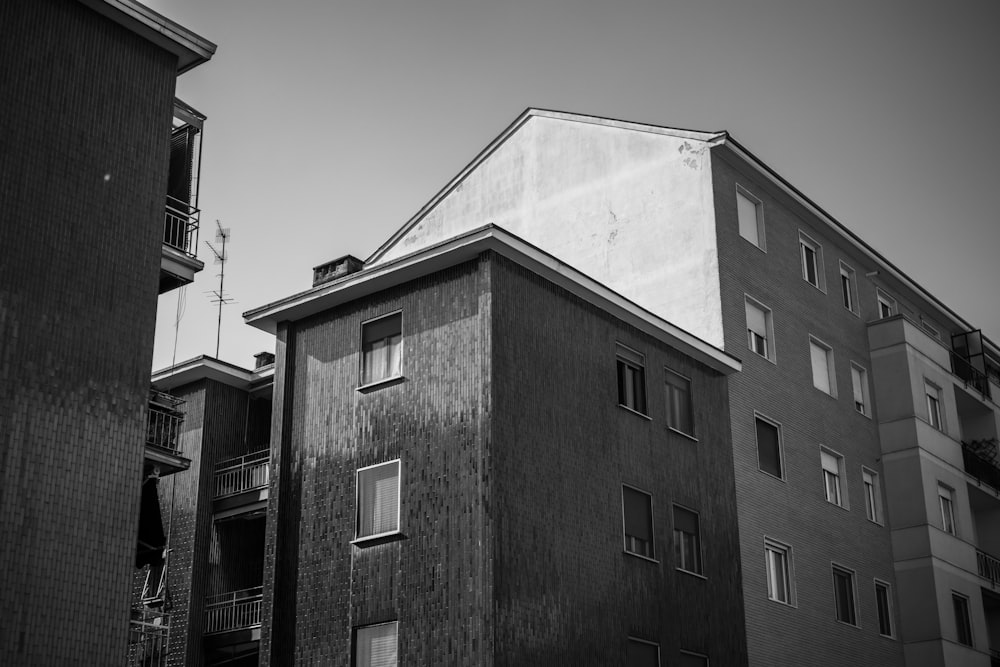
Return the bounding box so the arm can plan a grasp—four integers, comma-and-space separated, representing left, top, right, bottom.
964, 440, 1000, 493
144, 390, 189, 477
980, 549, 1000, 588
128, 607, 170, 667
204, 586, 263, 635
213, 449, 270, 519
953, 352, 992, 401
159, 100, 206, 294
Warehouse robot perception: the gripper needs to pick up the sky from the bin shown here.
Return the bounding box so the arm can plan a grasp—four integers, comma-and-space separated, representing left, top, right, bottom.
147, 0, 1000, 372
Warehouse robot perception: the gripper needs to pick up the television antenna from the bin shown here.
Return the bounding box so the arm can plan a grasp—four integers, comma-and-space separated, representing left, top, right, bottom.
204, 221, 235, 358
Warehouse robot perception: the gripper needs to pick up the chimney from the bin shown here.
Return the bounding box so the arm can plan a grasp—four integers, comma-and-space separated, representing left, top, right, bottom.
312, 255, 364, 287
254, 351, 275, 369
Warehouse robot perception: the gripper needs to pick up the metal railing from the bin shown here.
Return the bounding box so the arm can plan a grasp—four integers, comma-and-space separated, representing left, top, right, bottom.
204, 587, 263, 634
951, 352, 992, 400
163, 195, 200, 258
214, 450, 270, 499
979, 549, 1000, 587
962, 440, 1000, 491
128, 608, 169, 667
146, 391, 184, 454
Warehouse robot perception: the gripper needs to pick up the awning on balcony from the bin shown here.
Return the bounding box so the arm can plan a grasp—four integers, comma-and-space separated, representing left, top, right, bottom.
136, 477, 165, 568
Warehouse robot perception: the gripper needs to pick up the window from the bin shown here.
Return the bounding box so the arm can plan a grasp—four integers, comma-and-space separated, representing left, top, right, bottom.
953, 593, 973, 646
361, 312, 402, 385
938, 484, 956, 535
623, 485, 655, 559
764, 539, 793, 604
665, 370, 693, 435
925, 381, 943, 431
799, 232, 824, 289
875, 580, 894, 637
840, 262, 858, 313
821, 449, 845, 507
736, 185, 764, 249
876, 289, 897, 319
626, 638, 660, 667
863, 468, 882, 524
673, 505, 702, 575
745, 297, 774, 361
678, 651, 709, 667
810, 337, 836, 396
356, 460, 401, 540
354, 621, 398, 667
851, 363, 870, 416
832, 565, 857, 625
755, 415, 783, 479
617, 344, 647, 415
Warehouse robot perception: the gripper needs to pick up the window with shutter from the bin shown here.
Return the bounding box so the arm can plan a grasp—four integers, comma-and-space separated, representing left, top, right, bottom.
755, 416, 783, 479
355, 622, 398, 667
361, 313, 403, 386
623, 486, 654, 559
356, 460, 400, 540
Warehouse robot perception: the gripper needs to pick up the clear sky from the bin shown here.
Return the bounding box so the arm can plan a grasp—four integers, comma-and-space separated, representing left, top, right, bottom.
148, 0, 1000, 371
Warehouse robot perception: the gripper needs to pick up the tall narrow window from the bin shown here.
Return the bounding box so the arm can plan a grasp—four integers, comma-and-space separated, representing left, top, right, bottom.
673, 505, 702, 575
953, 593, 973, 646
810, 338, 836, 396
736, 185, 764, 249
840, 262, 858, 313
354, 621, 398, 667
821, 449, 844, 507
938, 484, 956, 535
877, 289, 897, 319
356, 460, 401, 540
665, 370, 693, 435
875, 581, 894, 637
361, 312, 402, 385
623, 486, 655, 559
746, 298, 774, 361
799, 232, 823, 288
863, 468, 881, 524
832, 566, 857, 625
617, 345, 647, 415
755, 416, 783, 479
764, 539, 793, 604
851, 364, 870, 415
925, 381, 943, 430
626, 638, 660, 667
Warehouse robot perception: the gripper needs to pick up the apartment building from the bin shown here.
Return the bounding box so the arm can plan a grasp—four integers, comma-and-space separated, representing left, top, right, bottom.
0, 1, 214, 663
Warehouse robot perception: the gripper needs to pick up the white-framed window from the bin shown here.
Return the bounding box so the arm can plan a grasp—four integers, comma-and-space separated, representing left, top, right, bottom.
840, 262, 859, 314
356, 460, 401, 541
862, 468, 882, 524
953, 592, 973, 646
673, 505, 702, 576
799, 231, 824, 289
764, 538, 793, 605
678, 651, 709, 667
755, 414, 784, 479
354, 621, 398, 667
361, 312, 402, 386
832, 565, 858, 626
622, 485, 655, 560
876, 288, 897, 319
665, 369, 693, 436
626, 637, 660, 667
925, 380, 943, 431
874, 580, 894, 638
809, 337, 836, 396
851, 363, 870, 416
736, 185, 765, 250
938, 484, 956, 535
745, 297, 774, 361
617, 344, 648, 415
821, 448, 846, 508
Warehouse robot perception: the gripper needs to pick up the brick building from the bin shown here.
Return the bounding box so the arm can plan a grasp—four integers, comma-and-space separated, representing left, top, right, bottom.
0, 0, 213, 663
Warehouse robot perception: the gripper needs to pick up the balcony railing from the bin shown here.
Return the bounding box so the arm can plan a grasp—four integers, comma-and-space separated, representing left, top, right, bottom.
214, 450, 270, 499
204, 587, 263, 634
952, 352, 992, 399
963, 440, 1000, 491
128, 608, 169, 667
979, 549, 1000, 587
147, 391, 184, 454
163, 195, 200, 259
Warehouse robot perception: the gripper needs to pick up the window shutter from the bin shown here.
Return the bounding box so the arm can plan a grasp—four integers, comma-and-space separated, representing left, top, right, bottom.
756, 419, 781, 476
623, 488, 652, 542
821, 451, 839, 474
737, 191, 759, 245
810, 342, 830, 393
363, 314, 401, 345
746, 303, 767, 337
673, 506, 698, 535
167, 126, 196, 206
356, 623, 398, 667
359, 462, 399, 537
851, 368, 863, 400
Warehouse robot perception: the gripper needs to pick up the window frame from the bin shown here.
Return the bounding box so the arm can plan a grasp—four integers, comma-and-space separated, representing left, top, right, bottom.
673, 504, 704, 577
874, 579, 895, 638
735, 184, 766, 251
359, 311, 404, 389
876, 288, 897, 319
840, 261, 859, 315
754, 413, 785, 480
851, 362, 871, 417
665, 368, 694, 438
862, 467, 882, 525
799, 231, 825, 291
809, 336, 837, 397
353, 459, 402, 543
616, 343, 649, 417
745, 296, 775, 363
622, 484, 657, 562
678, 650, 710, 667
626, 637, 661, 667
820, 447, 847, 509
831, 564, 859, 627
952, 592, 974, 647
764, 537, 794, 606
353, 620, 399, 667
925, 380, 944, 431
938, 483, 956, 536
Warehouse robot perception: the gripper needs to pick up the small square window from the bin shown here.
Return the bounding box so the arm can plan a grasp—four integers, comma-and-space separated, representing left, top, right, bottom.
626, 638, 660, 667
736, 185, 765, 250
678, 651, 709, 667
354, 621, 398, 667
764, 538, 793, 604
673, 505, 702, 576
840, 262, 859, 314
875, 580, 894, 638
953, 592, 973, 646
799, 232, 824, 289
356, 460, 401, 540
821, 449, 846, 508
809, 337, 836, 396
623, 485, 655, 560
665, 369, 693, 435
863, 468, 882, 524
832, 565, 858, 625
876, 289, 897, 319
925, 381, 943, 431
851, 363, 870, 416
755, 415, 783, 479
938, 484, 956, 536
361, 312, 402, 386
617, 344, 648, 415
746, 297, 774, 361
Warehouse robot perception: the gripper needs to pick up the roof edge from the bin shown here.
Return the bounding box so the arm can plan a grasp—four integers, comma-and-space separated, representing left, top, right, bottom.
152, 355, 273, 392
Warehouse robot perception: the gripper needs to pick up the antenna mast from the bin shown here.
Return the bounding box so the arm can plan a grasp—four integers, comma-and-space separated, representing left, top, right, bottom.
204, 221, 234, 358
